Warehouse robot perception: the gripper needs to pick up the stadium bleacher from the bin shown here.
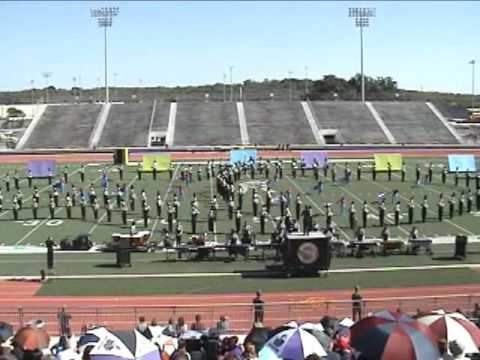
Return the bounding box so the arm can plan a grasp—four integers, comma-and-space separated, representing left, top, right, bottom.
98, 103, 153, 148
372, 101, 459, 144
309, 101, 388, 144
174, 102, 240, 146
24, 104, 102, 149
433, 103, 470, 121
244, 101, 316, 144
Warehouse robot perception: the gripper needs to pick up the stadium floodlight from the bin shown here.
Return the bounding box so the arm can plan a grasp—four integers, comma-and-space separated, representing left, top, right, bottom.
349, 7, 376, 103
90, 6, 120, 104
42, 72, 52, 104
469, 60, 475, 108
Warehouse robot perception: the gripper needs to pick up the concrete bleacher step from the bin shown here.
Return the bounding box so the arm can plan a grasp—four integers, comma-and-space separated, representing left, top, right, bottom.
237, 102, 249, 145
16, 105, 47, 149
89, 103, 111, 149
301, 101, 325, 145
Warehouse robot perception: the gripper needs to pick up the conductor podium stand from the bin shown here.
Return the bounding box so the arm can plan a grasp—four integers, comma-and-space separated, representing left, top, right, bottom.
114, 237, 132, 268
282, 232, 331, 276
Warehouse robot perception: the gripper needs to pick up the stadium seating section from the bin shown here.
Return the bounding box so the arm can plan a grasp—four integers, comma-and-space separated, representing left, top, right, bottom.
24, 104, 102, 149
20, 101, 468, 148
372, 101, 458, 144
244, 101, 315, 144
98, 103, 153, 147
309, 101, 388, 144
174, 102, 240, 146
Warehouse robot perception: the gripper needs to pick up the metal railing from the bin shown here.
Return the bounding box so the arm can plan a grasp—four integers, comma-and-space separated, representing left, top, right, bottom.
1, 293, 478, 335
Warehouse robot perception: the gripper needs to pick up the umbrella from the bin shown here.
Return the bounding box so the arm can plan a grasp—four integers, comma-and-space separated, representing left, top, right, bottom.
13, 326, 50, 351
259, 327, 327, 360
0, 322, 13, 343
148, 326, 177, 356
269, 321, 330, 350
89, 329, 160, 360
351, 310, 440, 360
417, 310, 480, 354
244, 326, 272, 350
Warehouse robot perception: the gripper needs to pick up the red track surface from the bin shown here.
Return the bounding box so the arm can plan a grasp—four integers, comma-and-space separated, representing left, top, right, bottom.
1, 280, 479, 333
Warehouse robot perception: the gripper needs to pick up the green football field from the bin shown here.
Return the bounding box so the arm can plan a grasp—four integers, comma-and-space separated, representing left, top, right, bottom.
0, 155, 479, 295
0, 156, 479, 248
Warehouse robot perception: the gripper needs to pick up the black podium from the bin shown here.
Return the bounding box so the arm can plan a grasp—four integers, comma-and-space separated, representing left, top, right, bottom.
454, 235, 468, 259
115, 238, 132, 267
283, 232, 331, 275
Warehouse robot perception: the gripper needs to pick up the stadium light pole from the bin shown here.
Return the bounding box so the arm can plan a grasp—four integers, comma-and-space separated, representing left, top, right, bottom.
42, 72, 52, 104
229, 66, 234, 102
30, 80, 34, 105
469, 60, 475, 108
349, 7, 375, 103
90, 7, 119, 104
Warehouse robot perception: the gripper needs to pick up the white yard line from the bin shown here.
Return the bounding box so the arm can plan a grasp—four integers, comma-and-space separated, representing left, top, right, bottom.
377, 170, 476, 236
0, 168, 81, 218
331, 166, 410, 236
285, 175, 352, 241
15, 171, 103, 245
88, 172, 138, 235
208, 167, 218, 242
149, 165, 180, 240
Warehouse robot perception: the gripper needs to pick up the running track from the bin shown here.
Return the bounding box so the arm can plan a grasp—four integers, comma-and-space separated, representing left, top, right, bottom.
0, 281, 479, 333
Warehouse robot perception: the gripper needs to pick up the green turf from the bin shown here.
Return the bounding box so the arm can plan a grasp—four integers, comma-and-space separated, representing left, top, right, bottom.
1, 244, 480, 276
0, 157, 478, 248
36, 268, 480, 296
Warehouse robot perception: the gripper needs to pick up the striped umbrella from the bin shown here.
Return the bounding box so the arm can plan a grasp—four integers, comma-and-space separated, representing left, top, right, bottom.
417, 310, 480, 354
351, 310, 440, 360
259, 327, 327, 360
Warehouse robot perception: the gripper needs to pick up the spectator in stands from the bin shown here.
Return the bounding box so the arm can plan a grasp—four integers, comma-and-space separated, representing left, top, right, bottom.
471, 303, 480, 319
191, 314, 206, 331
170, 340, 191, 360
242, 342, 258, 360
164, 318, 176, 337
176, 317, 188, 336
135, 316, 149, 337
216, 315, 230, 335
449, 340, 467, 359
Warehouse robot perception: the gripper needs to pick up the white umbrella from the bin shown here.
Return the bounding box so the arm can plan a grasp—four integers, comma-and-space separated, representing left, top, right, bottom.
417, 310, 480, 354
259, 327, 327, 360
148, 326, 177, 356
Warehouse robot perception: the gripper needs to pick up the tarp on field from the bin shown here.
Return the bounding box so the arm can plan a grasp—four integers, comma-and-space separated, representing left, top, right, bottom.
300, 151, 327, 168
26, 160, 56, 177
374, 153, 402, 171
230, 149, 257, 164
141, 154, 171, 172
448, 154, 476, 172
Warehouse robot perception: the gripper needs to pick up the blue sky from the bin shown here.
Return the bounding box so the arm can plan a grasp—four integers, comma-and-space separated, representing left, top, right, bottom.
0, 1, 478, 93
